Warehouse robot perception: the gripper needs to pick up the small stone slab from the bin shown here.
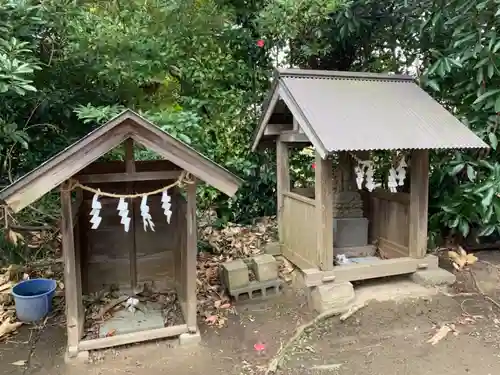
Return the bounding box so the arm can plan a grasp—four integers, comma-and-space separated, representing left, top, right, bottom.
249, 254, 278, 282
221, 259, 250, 292
230, 279, 283, 301
410, 269, 456, 287
99, 302, 164, 338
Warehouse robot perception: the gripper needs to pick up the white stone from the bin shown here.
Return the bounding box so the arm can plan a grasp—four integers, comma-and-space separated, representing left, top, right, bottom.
310, 282, 355, 313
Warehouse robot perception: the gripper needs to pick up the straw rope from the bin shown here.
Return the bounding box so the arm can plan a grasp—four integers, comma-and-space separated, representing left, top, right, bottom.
66, 170, 195, 199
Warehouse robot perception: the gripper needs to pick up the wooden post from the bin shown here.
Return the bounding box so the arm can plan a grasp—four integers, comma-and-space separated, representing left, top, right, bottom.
276, 140, 290, 243
185, 181, 197, 333
409, 149, 429, 258
124, 139, 137, 290
315, 152, 334, 271
61, 181, 81, 355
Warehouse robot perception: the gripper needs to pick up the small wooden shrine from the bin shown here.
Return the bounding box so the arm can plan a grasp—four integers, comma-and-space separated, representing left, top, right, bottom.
0, 110, 242, 358
253, 69, 488, 288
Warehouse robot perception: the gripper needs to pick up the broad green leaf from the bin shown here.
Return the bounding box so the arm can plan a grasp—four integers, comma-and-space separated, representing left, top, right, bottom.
467, 164, 476, 181
449, 163, 465, 175
488, 132, 498, 149
473, 89, 500, 105
481, 188, 495, 208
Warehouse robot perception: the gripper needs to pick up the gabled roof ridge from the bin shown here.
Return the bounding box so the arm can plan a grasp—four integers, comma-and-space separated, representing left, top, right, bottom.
276, 68, 414, 82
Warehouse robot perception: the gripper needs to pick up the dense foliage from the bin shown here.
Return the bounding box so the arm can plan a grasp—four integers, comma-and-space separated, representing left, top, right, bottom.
1, 0, 500, 248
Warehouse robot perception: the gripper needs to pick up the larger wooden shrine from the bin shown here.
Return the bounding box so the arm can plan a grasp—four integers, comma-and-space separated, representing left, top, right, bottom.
252, 69, 488, 287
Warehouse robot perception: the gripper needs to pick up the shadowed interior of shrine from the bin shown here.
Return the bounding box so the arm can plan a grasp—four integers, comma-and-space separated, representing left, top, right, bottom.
284, 149, 413, 270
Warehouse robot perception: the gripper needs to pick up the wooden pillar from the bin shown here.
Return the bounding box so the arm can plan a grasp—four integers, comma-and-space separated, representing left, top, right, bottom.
315, 152, 334, 271
124, 139, 137, 290
61, 181, 81, 355
409, 149, 429, 258
276, 140, 290, 243
185, 181, 197, 333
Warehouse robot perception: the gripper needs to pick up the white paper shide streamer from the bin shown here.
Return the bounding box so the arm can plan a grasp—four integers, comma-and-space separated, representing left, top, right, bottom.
161, 190, 172, 223
395, 157, 407, 186
140, 195, 155, 232
117, 198, 131, 232
90, 193, 102, 229
387, 167, 398, 193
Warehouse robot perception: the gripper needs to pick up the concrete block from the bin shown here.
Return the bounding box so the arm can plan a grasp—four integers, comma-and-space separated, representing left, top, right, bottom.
221, 259, 249, 292
264, 242, 281, 256
335, 245, 377, 258
333, 217, 369, 248
249, 254, 278, 282
310, 282, 355, 314
410, 268, 456, 287
178, 331, 201, 346
229, 279, 283, 301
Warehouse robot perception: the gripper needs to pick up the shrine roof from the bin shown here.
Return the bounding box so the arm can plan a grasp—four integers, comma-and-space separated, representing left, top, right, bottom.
0, 110, 242, 212
252, 69, 488, 159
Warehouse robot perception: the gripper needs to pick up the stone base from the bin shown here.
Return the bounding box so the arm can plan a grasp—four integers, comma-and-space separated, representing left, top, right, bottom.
310, 282, 355, 314
335, 245, 377, 258
178, 331, 201, 346
410, 268, 456, 287
333, 217, 369, 248
64, 349, 89, 364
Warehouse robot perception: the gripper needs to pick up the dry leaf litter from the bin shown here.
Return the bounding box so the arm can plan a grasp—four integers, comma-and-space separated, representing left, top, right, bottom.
0, 228, 65, 341
197, 216, 279, 327
1, 216, 280, 339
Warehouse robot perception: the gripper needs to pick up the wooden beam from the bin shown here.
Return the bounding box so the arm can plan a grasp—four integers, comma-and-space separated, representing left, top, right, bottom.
276, 140, 290, 242
124, 139, 138, 291
76, 170, 181, 184
315, 153, 334, 271
264, 123, 293, 136
78, 324, 189, 351
185, 181, 198, 333
278, 132, 310, 143
409, 149, 429, 259
60, 181, 82, 354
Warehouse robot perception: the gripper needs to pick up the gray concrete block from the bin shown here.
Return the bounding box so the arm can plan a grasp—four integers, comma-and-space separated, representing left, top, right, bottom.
264, 242, 281, 256
229, 279, 283, 301
221, 259, 249, 292
333, 217, 369, 248
249, 254, 278, 282
178, 331, 201, 346
310, 282, 355, 314
410, 268, 456, 287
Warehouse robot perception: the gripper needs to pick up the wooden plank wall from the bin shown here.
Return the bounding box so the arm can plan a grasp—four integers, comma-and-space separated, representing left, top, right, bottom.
281, 192, 318, 269
80, 181, 185, 294
363, 190, 410, 258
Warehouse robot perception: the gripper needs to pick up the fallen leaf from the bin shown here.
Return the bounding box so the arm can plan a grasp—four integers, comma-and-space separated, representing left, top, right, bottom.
0, 319, 22, 339
205, 315, 217, 324
106, 329, 116, 337
220, 303, 231, 309
11, 360, 26, 366
427, 325, 452, 345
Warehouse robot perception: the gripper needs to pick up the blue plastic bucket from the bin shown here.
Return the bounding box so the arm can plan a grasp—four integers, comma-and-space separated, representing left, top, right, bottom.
12, 278, 57, 322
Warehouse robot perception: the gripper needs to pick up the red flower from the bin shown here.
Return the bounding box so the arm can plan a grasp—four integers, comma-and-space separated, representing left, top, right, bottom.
256, 39, 265, 48
312, 163, 316, 169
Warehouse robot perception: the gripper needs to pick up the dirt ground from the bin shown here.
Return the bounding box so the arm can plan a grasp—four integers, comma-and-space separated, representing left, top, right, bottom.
2, 251, 500, 375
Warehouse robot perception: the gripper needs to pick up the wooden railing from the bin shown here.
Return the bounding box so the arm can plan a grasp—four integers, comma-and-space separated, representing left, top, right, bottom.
364, 190, 410, 258
281, 191, 318, 269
